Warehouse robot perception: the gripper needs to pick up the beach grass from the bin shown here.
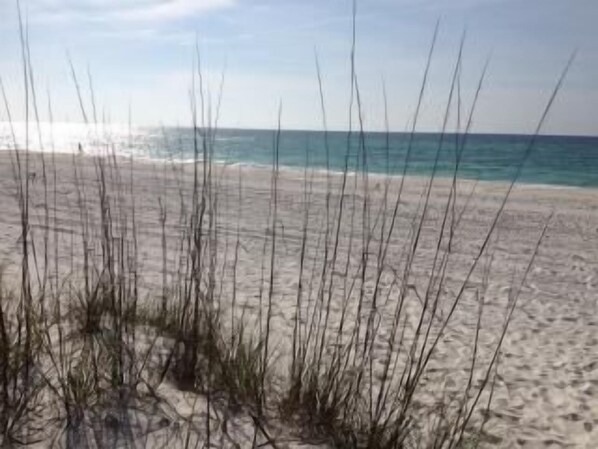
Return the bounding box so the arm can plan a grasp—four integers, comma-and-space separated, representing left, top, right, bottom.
0, 4, 575, 448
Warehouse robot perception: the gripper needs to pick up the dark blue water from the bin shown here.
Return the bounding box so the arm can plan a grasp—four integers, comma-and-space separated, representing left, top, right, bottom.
146, 129, 598, 188
2, 124, 596, 187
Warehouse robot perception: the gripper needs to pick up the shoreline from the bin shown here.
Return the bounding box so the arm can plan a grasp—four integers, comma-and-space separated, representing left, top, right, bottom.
1, 147, 597, 193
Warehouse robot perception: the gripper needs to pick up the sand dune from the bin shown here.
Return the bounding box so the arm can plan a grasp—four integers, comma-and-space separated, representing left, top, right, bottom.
0, 151, 597, 447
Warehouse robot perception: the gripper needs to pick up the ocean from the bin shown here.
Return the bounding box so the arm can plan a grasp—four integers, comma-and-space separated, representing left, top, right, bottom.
1, 123, 597, 188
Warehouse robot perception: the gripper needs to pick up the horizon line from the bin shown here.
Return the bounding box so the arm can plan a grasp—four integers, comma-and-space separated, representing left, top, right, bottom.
1, 121, 597, 140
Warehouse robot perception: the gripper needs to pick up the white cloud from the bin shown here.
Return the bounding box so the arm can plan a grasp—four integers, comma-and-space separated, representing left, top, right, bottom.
23, 0, 235, 23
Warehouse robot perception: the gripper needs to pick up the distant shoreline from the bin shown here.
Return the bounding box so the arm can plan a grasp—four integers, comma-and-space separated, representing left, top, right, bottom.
1, 147, 597, 192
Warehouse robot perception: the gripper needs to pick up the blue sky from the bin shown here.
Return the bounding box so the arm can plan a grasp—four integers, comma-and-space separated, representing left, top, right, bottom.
0, 0, 597, 135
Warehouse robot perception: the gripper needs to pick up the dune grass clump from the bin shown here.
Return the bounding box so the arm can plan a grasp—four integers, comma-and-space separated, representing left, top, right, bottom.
0, 4, 575, 448
0, 276, 46, 445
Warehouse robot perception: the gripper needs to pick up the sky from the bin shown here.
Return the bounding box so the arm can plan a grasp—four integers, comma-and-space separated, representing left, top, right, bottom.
0, 0, 597, 135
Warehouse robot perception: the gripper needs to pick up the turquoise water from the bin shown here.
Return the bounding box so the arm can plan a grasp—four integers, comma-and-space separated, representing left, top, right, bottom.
1, 124, 597, 187
150, 129, 598, 188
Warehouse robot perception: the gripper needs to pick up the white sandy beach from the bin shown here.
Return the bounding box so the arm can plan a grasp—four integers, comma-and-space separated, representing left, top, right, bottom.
0, 150, 597, 448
